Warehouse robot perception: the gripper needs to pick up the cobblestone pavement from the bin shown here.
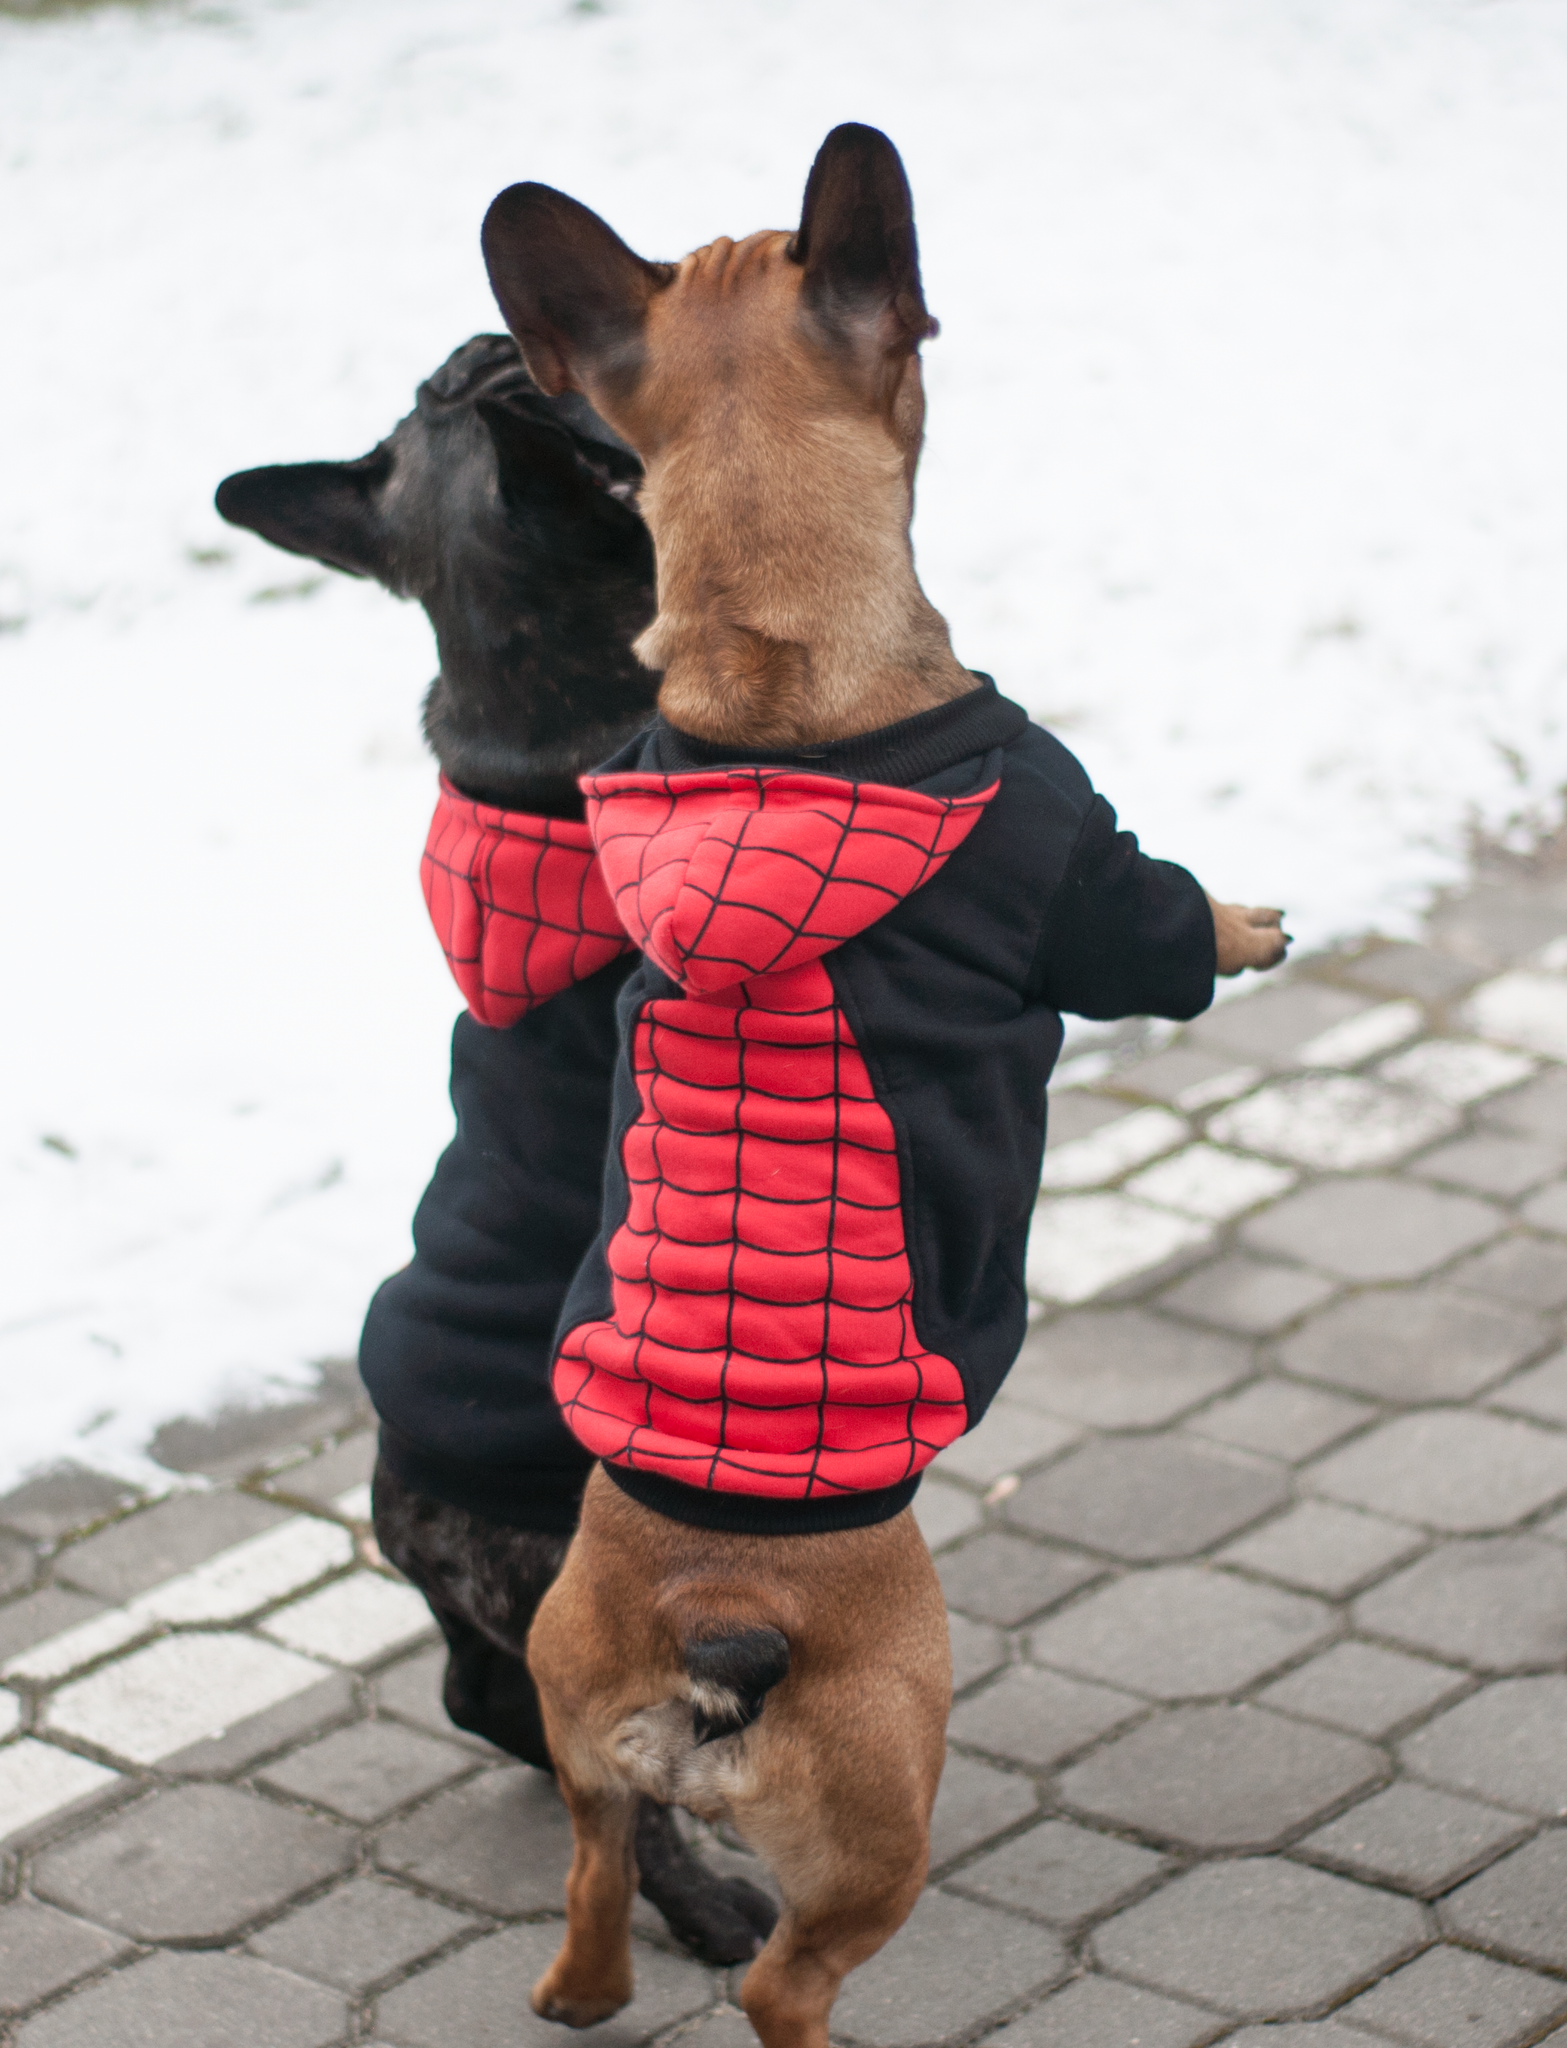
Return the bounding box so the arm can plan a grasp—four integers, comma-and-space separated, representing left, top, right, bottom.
6, 869, 1567, 2048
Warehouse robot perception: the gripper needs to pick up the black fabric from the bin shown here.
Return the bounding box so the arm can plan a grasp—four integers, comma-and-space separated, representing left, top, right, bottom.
605, 1462, 921, 1534
558, 691, 1216, 1534
360, 960, 634, 1532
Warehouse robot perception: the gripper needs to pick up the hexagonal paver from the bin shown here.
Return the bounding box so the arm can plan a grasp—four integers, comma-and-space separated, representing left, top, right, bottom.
1356, 1538, 1567, 1670
1008, 1436, 1287, 1561
948, 1818, 1164, 1926
1490, 1347, 1567, 1426
913, 1477, 983, 1553
258, 1718, 474, 1822
1278, 1287, 1544, 1403
375, 1923, 715, 2047
1522, 1179, 1567, 1234
1186, 983, 1371, 1064
1451, 1232, 1567, 1311
1158, 1254, 1339, 1337
1187, 1379, 1372, 1463
1441, 1830, 1567, 1971
1481, 1061, 1567, 1139
1212, 2027, 1381, 2048
934, 1401, 1081, 1486
1242, 1178, 1502, 1283
1058, 1704, 1382, 1851
1257, 1641, 1471, 1740
1307, 1410, 1567, 1533
827, 1888, 1068, 2047
1007, 1309, 1251, 1429
1380, 1035, 1534, 1098
0, 1466, 141, 1546
1299, 1781, 1531, 1896
1337, 1943, 1567, 2048
13, 1949, 347, 2048
248, 1876, 478, 1993
977, 1974, 1218, 2046
375, 1765, 573, 1914
1399, 1679, 1567, 1817
1030, 1565, 1334, 1700
948, 1663, 1142, 1771
1026, 1194, 1212, 1305
1092, 1856, 1424, 2019
1412, 1132, 1567, 1198
1208, 1074, 1456, 1171
1465, 970, 1567, 1061
928, 1750, 1039, 1867
0, 1899, 133, 2017
1219, 1500, 1426, 1597
949, 1612, 1008, 1691
937, 1530, 1102, 1627
53, 1491, 289, 1602
31, 1782, 356, 1941
0, 1528, 34, 1597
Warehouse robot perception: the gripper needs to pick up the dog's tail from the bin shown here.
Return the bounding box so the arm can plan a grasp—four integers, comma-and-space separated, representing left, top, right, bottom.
682, 1626, 791, 1747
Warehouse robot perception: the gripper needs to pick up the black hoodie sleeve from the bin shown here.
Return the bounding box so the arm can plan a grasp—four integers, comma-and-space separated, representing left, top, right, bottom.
1030, 794, 1216, 1023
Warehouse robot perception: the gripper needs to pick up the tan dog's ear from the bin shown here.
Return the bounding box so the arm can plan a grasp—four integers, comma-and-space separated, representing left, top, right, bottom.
790, 124, 938, 372
481, 184, 671, 401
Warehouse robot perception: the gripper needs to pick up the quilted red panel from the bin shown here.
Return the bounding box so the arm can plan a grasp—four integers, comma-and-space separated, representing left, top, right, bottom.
422, 777, 631, 1028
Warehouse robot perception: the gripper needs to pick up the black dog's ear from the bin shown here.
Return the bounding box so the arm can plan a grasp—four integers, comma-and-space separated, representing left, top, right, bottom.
214, 450, 391, 579
481, 183, 671, 402
791, 124, 937, 368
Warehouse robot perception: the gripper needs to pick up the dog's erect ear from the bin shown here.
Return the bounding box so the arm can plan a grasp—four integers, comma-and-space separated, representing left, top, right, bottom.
791, 123, 937, 366
214, 452, 390, 580
481, 183, 671, 401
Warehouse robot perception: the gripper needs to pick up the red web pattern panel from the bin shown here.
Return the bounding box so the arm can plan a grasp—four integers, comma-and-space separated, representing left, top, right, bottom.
421, 777, 631, 1027
582, 768, 997, 994
553, 958, 970, 1497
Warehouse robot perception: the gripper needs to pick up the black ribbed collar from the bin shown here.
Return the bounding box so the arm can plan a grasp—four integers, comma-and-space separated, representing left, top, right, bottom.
650, 673, 1028, 788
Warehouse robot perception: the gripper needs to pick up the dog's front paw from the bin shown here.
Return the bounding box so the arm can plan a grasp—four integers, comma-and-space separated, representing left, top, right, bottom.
531, 1974, 631, 2028
1208, 896, 1291, 977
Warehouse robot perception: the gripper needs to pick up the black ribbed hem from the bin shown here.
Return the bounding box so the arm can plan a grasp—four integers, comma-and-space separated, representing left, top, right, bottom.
603, 1461, 921, 1535
376, 1424, 592, 1535
652, 674, 1027, 790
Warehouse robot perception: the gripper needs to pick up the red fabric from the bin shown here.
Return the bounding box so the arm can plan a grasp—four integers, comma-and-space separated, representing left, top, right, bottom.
422, 777, 631, 1028
557, 768, 997, 1498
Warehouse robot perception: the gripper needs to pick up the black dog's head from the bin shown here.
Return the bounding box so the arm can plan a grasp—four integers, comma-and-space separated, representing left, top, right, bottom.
216, 333, 659, 814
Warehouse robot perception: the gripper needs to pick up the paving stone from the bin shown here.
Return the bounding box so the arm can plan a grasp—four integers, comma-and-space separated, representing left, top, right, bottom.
1220, 1502, 1426, 1597
1452, 1232, 1567, 1311
1059, 1704, 1382, 1852
1125, 1144, 1297, 1221
1187, 984, 1371, 1065
258, 1716, 473, 1821
1480, 1062, 1567, 1141
828, 1886, 1069, 2046
1299, 1781, 1531, 1896
1008, 1310, 1252, 1429
1047, 1091, 1134, 1146
1093, 1856, 1424, 2019
1159, 1256, 1339, 1337
1027, 1194, 1213, 1305
55, 1490, 289, 1602
1114, 1041, 1264, 1109
948, 1663, 1143, 1771
45, 1630, 335, 1765
1521, 1178, 1567, 1233
1208, 2028, 1370, 2047
375, 1922, 715, 2046
12, 1947, 348, 2048
1343, 943, 1485, 1002
1411, 1131, 1567, 1198
1242, 1178, 1503, 1283
262, 1570, 434, 1664
0, 1529, 36, 1597
1278, 1287, 1543, 1403
1437, 889, 1567, 970
1441, 1830, 1567, 1971
1257, 1642, 1471, 1739
0, 1466, 142, 1546
1295, 1000, 1424, 1070
938, 1530, 1103, 1627
1031, 1566, 1334, 1700
1465, 970, 1567, 1063
1188, 1380, 1375, 1463
1207, 1074, 1457, 1172
32, 1782, 356, 1940
1380, 1037, 1537, 1104
1399, 1678, 1567, 1817
162, 1668, 359, 1778
0, 1898, 134, 2015
929, 1749, 1040, 1867
667, 2014, 757, 2048
1357, 1538, 1567, 1670
375, 1764, 574, 1913
0, 1740, 121, 1846
149, 1361, 368, 1480
935, 1401, 1082, 1486
950, 1610, 1008, 1692
912, 1475, 983, 1552
1041, 1106, 1189, 1190
948, 1817, 1165, 1925
264, 1431, 378, 1507
372, 1644, 494, 1752
0, 1586, 107, 1666
1337, 1943, 1567, 2048
248, 1875, 477, 1992
1009, 1437, 1288, 1561
1308, 1410, 1567, 1533
978, 1974, 1219, 2047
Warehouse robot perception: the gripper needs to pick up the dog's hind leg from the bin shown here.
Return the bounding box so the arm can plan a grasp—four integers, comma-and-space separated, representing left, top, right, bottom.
738, 1856, 927, 2048
529, 1770, 638, 2026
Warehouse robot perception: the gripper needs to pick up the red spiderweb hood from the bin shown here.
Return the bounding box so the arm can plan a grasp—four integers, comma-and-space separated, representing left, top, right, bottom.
422, 776, 632, 1028
579, 767, 999, 993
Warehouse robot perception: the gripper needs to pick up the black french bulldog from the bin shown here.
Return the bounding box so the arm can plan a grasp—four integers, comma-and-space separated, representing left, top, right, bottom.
216, 334, 777, 1964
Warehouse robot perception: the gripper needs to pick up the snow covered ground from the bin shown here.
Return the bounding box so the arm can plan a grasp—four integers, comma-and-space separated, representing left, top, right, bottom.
3, 0, 1565, 1489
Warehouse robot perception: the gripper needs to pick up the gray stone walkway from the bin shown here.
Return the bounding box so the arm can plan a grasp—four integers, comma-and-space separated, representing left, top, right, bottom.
5, 866, 1567, 2047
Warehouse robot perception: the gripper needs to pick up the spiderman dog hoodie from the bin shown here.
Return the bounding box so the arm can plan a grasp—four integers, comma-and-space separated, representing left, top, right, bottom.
552, 679, 1218, 1535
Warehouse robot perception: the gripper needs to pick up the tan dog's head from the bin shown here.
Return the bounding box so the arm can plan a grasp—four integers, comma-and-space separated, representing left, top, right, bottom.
482, 126, 964, 744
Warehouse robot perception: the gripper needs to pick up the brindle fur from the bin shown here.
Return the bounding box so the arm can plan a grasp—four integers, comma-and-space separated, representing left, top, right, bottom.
479, 122, 1288, 2042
